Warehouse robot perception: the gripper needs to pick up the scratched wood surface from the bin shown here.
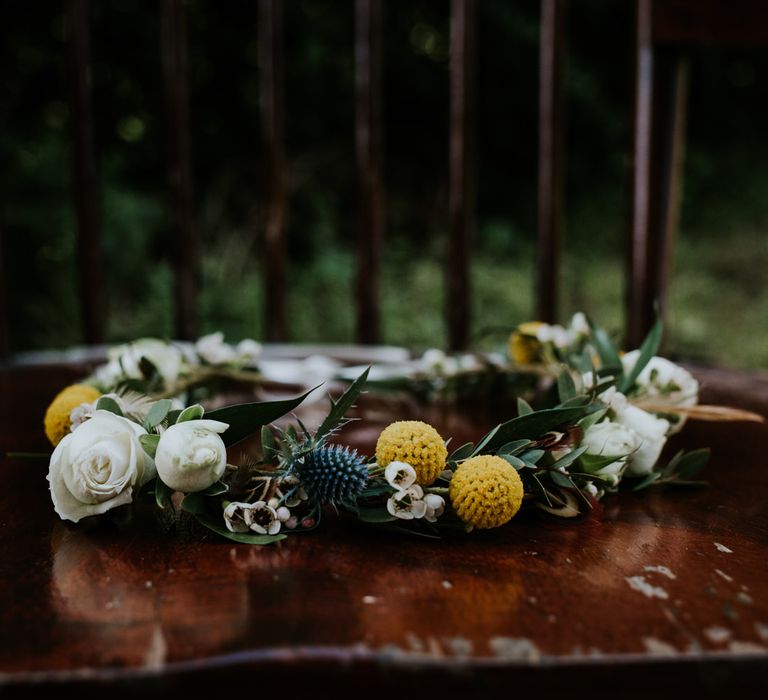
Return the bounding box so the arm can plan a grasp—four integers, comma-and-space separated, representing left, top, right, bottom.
0, 360, 767, 697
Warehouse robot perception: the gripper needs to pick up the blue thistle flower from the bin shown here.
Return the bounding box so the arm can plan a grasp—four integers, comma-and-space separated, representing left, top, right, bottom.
298, 444, 369, 505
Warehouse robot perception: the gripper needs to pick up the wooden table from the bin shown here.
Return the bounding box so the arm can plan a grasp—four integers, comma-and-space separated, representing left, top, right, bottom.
1, 360, 767, 698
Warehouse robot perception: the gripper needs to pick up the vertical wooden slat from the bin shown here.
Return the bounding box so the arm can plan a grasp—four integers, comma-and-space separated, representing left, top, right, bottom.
0, 221, 8, 360
628, 0, 689, 347
355, 0, 383, 345
259, 0, 288, 342
66, 0, 105, 344
162, 0, 198, 340
536, 0, 567, 324
448, 0, 474, 352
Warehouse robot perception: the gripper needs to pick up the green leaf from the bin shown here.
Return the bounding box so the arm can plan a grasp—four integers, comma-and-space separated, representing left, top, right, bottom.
591, 325, 622, 370
549, 470, 575, 489
261, 425, 278, 461
449, 441, 474, 462
632, 472, 662, 491
176, 404, 205, 423
155, 478, 173, 510
548, 445, 588, 471
580, 452, 626, 473
620, 316, 663, 393
668, 448, 711, 480
356, 506, 397, 523
495, 439, 531, 456
517, 397, 534, 416
139, 433, 160, 458
315, 367, 370, 443
200, 480, 229, 497
483, 405, 596, 452
187, 508, 287, 545
205, 388, 316, 447
95, 396, 123, 416
578, 407, 608, 432
521, 448, 545, 465
500, 454, 526, 470
146, 399, 172, 428
557, 369, 577, 403
470, 424, 501, 457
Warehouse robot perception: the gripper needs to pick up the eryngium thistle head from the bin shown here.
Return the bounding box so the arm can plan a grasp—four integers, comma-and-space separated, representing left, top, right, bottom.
298, 444, 368, 505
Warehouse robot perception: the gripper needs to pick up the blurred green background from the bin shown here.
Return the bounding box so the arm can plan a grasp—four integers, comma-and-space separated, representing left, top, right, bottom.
2, 0, 767, 367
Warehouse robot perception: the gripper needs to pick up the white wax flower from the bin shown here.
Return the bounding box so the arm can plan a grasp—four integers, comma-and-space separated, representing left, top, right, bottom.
155, 419, 229, 492
224, 501, 255, 533
384, 461, 417, 490
196, 332, 237, 365
48, 410, 155, 523
386, 485, 427, 520
621, 351, 699, 433
244, 501, 282, 535
423, 493, 445, 522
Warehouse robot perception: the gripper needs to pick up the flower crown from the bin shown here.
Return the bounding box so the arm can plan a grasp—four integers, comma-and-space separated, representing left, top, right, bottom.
27, 314, 761, 545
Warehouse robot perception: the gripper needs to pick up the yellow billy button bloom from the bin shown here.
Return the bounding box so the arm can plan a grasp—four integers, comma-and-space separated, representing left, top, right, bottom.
375, 420, 447, 486
508, 321, 544, 365
43, 384, 101, 447
449, 455, 524, 529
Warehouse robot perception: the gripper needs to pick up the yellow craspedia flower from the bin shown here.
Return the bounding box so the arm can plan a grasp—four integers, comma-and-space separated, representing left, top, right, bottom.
44, 384, 101, 447
375, 420, 447, 486
449, 455, 524, 529
508, 321, 544, 365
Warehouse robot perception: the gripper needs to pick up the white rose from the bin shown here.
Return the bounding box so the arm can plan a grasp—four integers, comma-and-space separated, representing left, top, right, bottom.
106, 338, 184, 385
48, 410, 155, 523
621, 351, 699, 433
196, 332, 237, 365
614, 404, 670, 476
583, 420, 639, 458
155, 419, 229, 492
583, 420, 640, 486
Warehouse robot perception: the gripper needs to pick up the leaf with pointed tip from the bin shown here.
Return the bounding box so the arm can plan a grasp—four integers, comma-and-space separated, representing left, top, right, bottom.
557, 369, 577, 403
517, 397, 534, 416
154, 478, 173, 510
205, 388, 316, 447
139, 434, 160, 459
315, 367, 370, 443
470, 424, 501, 457
620, 316, 663, 393
591, 324, 622, 371
548, 445, 588, 471
261, 425, 278, 461
176, 404, 205, 423
146, 399, 172, 428
96, 396, 123, 417
449, 441, 474, 462
483, 405, 597, 453
200, 480, 229, 497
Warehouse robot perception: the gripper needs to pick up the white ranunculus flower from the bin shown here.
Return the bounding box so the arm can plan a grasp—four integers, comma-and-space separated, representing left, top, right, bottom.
154, 419, 229, 492
196, 332, 237, 365
105, 338, 185, 385
47, 410, 155, 523
621, 351, 699, 434
614, 404, 670, 476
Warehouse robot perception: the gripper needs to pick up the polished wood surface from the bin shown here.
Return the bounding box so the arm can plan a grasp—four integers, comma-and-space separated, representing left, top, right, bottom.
1, 361, 767, 697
